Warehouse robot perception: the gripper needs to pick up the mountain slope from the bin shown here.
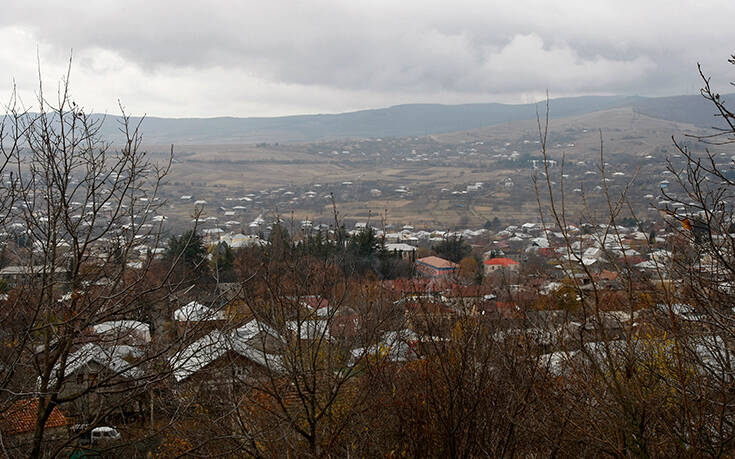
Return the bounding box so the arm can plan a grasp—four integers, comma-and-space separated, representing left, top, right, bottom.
87, 93, 733, 144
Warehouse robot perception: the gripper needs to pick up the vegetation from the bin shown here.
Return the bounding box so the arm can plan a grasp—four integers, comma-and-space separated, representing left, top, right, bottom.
432, 234, 472, 263
166, 229, 207, 271
1, 55, 735, 458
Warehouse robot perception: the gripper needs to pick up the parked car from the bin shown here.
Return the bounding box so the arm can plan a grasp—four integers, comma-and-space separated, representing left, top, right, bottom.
90, 426, 121, 443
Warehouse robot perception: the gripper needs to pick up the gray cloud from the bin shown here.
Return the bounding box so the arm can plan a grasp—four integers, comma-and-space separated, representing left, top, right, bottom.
0, 0, 733, 116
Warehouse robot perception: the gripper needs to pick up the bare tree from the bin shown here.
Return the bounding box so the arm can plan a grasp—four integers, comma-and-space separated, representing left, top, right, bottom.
526, 55, 735, 456
0, 63, 198, 457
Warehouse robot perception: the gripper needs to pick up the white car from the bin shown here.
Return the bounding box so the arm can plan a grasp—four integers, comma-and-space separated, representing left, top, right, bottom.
91, 426, 121, 443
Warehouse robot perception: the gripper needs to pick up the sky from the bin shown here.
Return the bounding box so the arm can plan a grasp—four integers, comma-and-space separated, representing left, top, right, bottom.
1, 0, 734, 118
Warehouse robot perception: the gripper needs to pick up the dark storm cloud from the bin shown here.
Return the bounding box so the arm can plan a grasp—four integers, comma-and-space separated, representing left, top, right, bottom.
0, 1, 733, 116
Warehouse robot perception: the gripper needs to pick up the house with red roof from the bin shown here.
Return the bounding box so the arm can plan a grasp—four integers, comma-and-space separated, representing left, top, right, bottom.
415, 256, 458, 278
483, 257, 520, 274
537, 247, 557, 258
0, 398, 68, 445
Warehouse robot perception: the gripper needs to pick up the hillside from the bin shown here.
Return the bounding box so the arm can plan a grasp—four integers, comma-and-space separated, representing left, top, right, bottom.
434, 106, 707, 158
90, 93, 732, 145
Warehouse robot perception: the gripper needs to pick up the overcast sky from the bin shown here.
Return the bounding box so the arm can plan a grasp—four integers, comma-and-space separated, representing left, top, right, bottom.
1, 1, 734, 117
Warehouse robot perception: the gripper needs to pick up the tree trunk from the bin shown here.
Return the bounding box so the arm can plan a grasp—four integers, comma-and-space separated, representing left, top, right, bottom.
29, 398, 53, 459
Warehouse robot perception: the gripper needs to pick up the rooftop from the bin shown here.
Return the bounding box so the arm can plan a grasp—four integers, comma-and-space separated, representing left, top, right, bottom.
1, 398, 67, 435
484, 257, 519, 266
416, 256, 458, 270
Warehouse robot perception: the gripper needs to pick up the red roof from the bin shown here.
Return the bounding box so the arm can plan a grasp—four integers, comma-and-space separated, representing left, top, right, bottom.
537, 247, 556, 257
484, 257, 519, 266
495, 302, 522, 319
595, 270, 619, 281
417, 256, 458, 269
299, 296, 329, 310
1, 398, 68, 435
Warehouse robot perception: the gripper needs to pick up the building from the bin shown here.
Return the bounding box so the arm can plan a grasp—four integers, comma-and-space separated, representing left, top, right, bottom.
50, 343, 146, 423
0, 398, 68, 447
169, 327, 283, 394
0, 265, 70, 288
384, 243, 418, 262
415, 256, 458, 278
483, 257, 520, 274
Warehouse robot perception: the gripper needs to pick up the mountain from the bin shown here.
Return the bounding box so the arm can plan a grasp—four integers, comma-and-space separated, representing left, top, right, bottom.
629, 94, 730, 128
85, 93, 733, 144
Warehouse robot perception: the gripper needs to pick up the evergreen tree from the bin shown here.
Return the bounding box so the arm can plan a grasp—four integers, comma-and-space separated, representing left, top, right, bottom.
212, 241, 236, 282
433, 234, 471, 263
166, 229, 208, 272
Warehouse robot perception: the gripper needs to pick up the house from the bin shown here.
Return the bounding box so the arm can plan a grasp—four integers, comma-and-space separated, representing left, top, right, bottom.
174, 301, 225, 322
539, 335, 730, 378
1, 398, 68, 446
594, 270, 620, 289
536, 247, 556, 257
49, 343, 145, 423
174, 301, 227, 338
0, 265, 71, 288
349, 329, 418, 364
655, 303, 706, 322
169, 328, 283, 392
202, 227, 224, 242
222, 233, 268, 248
415, 256, 458, 278
296, 295, 331, 318
583, 247, 605, 261
283, 318, 329, 340
91, 320, 151, 346
483, 257, 520, 274
384, 243, 418, 262
234, 319, 284, 353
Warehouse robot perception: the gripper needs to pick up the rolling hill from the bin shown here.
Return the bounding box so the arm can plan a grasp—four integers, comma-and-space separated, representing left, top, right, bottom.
88, 93, 732, 145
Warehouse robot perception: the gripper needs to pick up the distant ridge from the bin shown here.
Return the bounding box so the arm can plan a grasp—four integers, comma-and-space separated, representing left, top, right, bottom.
629, 94, 733, 129
88, 93, 733, 144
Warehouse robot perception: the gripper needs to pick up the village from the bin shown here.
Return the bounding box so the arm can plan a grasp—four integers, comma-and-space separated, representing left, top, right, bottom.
157, 116, 701, 232
0, 51, 733, 456
1, 178, 729, 455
